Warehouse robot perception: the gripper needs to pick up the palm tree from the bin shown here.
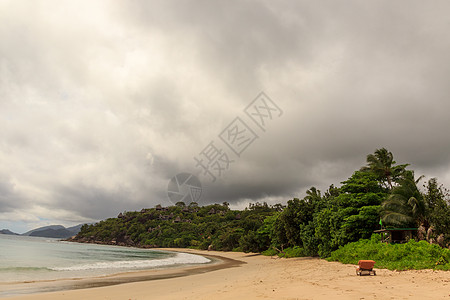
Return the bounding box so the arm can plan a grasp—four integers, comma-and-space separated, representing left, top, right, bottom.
305, 187, 321, 203
304, 187, 323, 212
381, 170, 427, 227
361, 148, 408, 189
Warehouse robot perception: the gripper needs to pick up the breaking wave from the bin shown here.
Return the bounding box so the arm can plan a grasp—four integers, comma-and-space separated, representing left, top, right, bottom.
50, 252, 210, 271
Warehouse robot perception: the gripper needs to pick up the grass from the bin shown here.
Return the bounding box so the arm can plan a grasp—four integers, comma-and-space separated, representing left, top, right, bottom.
327, 234, 450, 271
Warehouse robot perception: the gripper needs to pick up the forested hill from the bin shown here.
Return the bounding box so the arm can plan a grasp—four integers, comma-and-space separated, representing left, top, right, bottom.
73, 148, 450, 257
71, 202, 280, 253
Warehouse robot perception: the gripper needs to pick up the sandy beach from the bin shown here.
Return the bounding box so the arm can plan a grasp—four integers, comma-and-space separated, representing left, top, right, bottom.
3, 248, 449, 300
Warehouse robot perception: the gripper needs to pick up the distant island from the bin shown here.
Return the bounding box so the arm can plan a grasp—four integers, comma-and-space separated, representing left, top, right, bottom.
1, 224, 84, 238
0, 229, 19, 235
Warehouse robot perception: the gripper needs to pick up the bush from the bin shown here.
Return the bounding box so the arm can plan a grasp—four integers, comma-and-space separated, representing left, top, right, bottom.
328, 234, 450, 271
261, 246, 307, 258
281, 246, 306, 258
261, 248, 278, 256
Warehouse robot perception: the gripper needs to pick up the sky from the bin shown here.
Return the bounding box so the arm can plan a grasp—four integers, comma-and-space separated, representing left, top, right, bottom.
1, 0, 450, 233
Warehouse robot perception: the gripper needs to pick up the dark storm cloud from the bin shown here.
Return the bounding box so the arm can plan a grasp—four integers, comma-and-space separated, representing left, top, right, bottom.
2, 0, 450, 231
52, 184, 137, 220
118, 0, 323, 97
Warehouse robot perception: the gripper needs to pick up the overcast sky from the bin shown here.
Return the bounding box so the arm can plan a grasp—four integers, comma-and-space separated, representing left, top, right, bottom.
1, 0, 450, 233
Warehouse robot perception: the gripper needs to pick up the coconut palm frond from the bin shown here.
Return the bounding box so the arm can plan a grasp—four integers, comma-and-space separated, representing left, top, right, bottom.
382, 211, 413, 226
381, 169, 429, 227
415, 175, 425, 185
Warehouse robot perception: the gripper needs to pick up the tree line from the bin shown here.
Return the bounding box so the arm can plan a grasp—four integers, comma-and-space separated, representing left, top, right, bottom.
74, 148, 450, 257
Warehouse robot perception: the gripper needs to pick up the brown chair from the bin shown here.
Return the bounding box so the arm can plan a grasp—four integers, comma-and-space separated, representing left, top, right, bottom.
356, 260, 376, 276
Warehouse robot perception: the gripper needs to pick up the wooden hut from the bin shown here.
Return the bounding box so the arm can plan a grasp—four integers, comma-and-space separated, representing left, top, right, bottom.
374, 228, 417, 243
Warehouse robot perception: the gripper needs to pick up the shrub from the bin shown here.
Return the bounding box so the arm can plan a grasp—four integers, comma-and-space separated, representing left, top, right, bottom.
261, 248, 278, 256
328, 234, 450, 271
282, 246, 306, 258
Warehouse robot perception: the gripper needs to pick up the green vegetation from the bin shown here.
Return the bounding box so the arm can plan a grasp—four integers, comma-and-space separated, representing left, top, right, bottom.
264, 148, 449, 258
75, 202, 277, 252
328, 234, 450, 271
74, 148, 450, 270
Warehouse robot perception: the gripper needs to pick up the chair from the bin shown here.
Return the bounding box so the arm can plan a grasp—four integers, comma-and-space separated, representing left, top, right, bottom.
356, 260, 376, 276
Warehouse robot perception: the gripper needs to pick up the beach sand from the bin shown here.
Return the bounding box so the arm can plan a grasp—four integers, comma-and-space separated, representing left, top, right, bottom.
3, 248, 449, 300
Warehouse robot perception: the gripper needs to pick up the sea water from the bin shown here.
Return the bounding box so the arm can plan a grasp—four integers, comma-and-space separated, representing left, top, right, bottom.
0, 234, 210, 283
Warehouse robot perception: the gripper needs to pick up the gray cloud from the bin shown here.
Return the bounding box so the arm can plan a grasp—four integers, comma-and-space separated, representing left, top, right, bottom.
0, 174, 26, 212
1, 0, 450, 232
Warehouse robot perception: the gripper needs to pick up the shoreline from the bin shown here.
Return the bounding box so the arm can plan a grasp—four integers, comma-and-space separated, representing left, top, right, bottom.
0, 249, 242, 298
3, 248, 449, 300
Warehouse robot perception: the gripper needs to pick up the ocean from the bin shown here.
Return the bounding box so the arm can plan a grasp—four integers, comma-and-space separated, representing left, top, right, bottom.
0, 234, 210, 284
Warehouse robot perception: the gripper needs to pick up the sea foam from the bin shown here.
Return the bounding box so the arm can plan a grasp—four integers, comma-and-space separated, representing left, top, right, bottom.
50, 252, 211, 271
